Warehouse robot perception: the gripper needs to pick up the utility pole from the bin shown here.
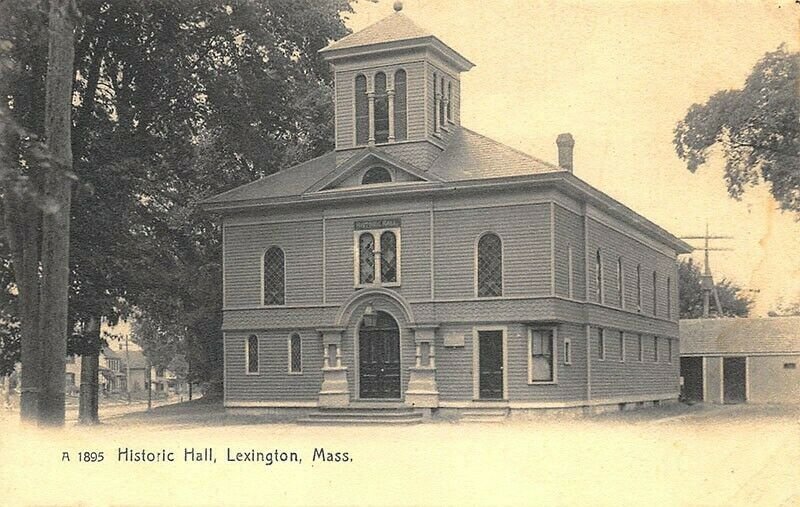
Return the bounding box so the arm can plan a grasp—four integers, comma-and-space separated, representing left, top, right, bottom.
680, 223, 733, 318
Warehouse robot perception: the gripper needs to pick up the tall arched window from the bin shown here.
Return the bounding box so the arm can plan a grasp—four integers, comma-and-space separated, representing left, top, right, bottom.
477, 233, 503, 297
595, 249, 603, 303
666, 277, 672, 319
380, 231, 397, 283
567, 245, 574, 299
355, 74, 368, 145
289, 333, 302, 373
617, 257, 624, 308
652, 271, 658, 316
394, 69, 407, 141
246, 335, 259, 374
263, 247, 285, 305
636, 264, 642, 311
359, 233, 375, 285
362, 167, 392, 185
432, 72, 438, 131
446, 81, 452, 122
374, 72, 389, 144
439, 76, 446, 126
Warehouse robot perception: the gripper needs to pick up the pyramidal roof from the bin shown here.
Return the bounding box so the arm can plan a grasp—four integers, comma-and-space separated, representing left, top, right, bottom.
322, 12, 432, 52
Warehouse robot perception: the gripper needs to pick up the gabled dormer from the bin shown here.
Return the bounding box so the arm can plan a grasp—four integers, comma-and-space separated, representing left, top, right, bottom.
305, 148, 443, 194
319, 2, 474, 168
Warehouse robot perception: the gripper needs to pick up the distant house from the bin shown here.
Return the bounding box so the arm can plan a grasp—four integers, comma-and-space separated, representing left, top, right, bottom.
679, 317, 800, 404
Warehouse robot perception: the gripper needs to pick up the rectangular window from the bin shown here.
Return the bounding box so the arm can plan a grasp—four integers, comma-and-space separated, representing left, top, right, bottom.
667, 338, 673, 363
667, 277, 672, 319
289, 333, 302, 373
637, 334, 644, 362
563, 338, 572, 365
598, 328, 606, 360
529, 329, 556, 383
617, 257, 624, 309
784, 363, 797, 369
246, 335, 259, 375
653, 336, 659, 362
354, 227, 401, 288
619, 331, 625, 362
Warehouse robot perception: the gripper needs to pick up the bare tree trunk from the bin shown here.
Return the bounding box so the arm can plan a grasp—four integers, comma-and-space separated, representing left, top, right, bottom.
2, 191, 42, 423
38, 0, 79, 427
78, 317, 100, 424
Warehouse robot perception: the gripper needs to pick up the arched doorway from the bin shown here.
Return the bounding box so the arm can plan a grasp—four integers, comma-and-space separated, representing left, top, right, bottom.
358, 311, 401, 399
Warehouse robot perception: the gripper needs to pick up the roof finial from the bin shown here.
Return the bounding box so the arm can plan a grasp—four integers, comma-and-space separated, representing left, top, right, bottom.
393, 1, 403, 12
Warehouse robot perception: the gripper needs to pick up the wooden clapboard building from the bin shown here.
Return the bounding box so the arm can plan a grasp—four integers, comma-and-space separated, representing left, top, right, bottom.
202, 5, 692, 421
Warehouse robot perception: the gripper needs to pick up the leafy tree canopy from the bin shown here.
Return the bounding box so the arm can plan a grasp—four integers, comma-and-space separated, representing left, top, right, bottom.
1, 0, 354, 387
674, 47, 800, 213
678, 258, 753, 318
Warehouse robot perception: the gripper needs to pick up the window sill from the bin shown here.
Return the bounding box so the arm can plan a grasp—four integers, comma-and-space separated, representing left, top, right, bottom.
355, 282, 401, 289
287, 372, 303, 376
262, 304, 287, 309
245, 372, 260, 376
529, 380, 557, 385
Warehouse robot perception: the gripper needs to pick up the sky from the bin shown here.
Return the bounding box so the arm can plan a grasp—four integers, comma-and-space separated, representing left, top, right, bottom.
344, 0, 799, 316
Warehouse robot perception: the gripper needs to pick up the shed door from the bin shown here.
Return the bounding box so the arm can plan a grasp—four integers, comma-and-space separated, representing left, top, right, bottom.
478, 331, 504, 399
680, 357, 704, 402
723, 357, 747, 404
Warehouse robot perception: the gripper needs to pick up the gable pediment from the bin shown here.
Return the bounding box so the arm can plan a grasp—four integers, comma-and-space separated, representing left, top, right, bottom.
304, 148, 442, 194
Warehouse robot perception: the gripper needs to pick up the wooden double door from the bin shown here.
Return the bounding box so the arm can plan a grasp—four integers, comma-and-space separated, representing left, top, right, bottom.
359, 312, 401, 399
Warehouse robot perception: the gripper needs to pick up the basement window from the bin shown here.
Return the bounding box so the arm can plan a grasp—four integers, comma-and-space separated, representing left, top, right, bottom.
784, 363, 796, 369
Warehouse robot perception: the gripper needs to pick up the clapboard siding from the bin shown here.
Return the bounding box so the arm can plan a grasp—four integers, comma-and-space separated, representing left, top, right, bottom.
434, 204, 551, 299
589, 328, 679, 399
325, 211, 431, 304
587, 218, 678, 321
508, 323, 587, 401
224, 221, 323, 307
225, 330, 322, 401
436, 322, 587, 401
435, 323, 476, 400
334, 68, 355, 149
554, 204, 585, 299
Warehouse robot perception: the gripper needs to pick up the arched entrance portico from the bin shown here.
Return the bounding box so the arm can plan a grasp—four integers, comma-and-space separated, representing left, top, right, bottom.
358, 311, 401, 399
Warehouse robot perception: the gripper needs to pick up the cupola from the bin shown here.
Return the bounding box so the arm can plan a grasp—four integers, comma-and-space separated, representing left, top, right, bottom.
319, 2, 474, 165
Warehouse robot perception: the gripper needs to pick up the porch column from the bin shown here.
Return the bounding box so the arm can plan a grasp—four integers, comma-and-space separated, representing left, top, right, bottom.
317, 327, 349, 407
405, 325, 439, 408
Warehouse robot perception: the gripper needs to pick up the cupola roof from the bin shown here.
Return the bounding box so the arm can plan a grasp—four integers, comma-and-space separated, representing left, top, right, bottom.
320, 11, 474, 71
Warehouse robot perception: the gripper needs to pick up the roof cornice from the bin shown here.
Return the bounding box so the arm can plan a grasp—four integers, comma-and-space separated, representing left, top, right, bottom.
201, 171, 691, 254
321, 36, 474, 72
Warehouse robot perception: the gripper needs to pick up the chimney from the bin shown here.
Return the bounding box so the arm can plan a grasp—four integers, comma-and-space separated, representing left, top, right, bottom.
556, 133, 575, 172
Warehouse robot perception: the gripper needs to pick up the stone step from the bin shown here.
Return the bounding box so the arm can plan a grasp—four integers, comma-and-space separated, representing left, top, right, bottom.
307, 410, 420, 419
297, 416, 423, 426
